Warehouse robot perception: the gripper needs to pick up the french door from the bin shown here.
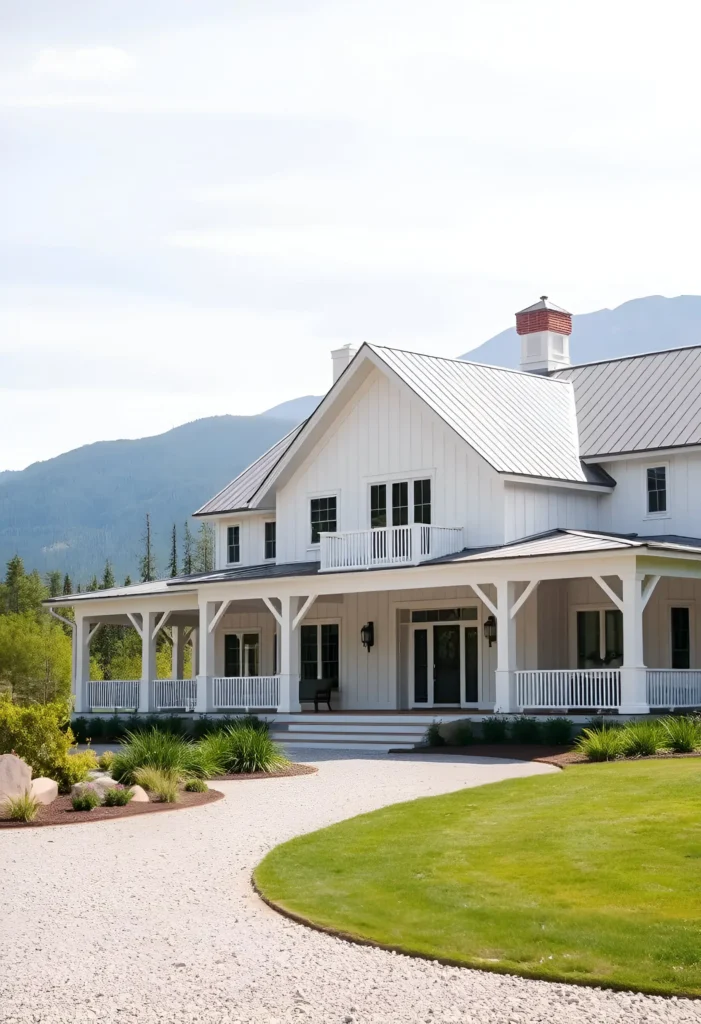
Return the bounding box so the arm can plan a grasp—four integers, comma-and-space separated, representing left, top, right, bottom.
411, 623, 480, 706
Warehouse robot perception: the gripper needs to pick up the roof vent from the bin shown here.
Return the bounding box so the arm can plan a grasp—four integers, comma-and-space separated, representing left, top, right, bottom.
516, 296, 572, 374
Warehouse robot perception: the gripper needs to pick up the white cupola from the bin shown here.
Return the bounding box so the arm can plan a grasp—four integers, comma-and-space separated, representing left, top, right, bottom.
516, 296, 573, 374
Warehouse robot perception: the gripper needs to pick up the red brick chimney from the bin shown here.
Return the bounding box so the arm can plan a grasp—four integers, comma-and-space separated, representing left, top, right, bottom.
516, 296, 572, 373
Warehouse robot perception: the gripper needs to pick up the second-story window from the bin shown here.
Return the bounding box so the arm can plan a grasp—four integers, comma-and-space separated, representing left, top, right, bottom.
265, 521, 276, 560
392, 481, 409, 525
227, 525, 240, 563
414, 478, 431, 524
310, 496, 337, 544
370, 484, 387, 528
647, 466, 667, 514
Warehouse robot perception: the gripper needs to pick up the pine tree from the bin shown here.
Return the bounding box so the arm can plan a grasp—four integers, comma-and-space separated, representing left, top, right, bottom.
4, 555, 25, 613
195, 522, 215, 573
86, 575, 99, 593
168, 524, 178, 578
140, 513, 156, 583
182, 520, 194, 575
45, 571, 62, 598
124, 575, 132, 587
62, 574, 72, 595
101, 560, 115, 590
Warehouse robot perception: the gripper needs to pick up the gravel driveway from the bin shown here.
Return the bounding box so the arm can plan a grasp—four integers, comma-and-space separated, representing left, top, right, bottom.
0, 750, 697, 1024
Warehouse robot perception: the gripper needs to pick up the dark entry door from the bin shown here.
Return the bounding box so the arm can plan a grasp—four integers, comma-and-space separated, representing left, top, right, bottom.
413, 628, 429, 703
433, 624, 461, 704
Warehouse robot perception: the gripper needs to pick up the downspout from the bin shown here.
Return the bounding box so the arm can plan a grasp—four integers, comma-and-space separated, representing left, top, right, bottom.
48, 607, 77, 710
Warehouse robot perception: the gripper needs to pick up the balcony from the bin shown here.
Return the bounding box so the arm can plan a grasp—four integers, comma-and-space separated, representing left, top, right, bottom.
319, 524, 464, 572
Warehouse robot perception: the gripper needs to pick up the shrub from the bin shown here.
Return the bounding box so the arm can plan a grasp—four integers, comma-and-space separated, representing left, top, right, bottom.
58, 749, 99, 791
103, 785, 134, 807
660, 715, 701, 754
104, 715, 128, 743
509, 716, 543, 745
219, 724, 288, 774
111, 729, 194, 784
190, 715, 214, 739
620, 720, 664, 758
192, 730, 230, 777
184, 778, 208, 793
542, 717, 574, 746
71, 716, 90, 743
451, 721, 473, 746
71, 786, 101, 811
425, 721, 445, 747
0, 697, 92, 793
133, 767, 179, 802
481, 716, 508, 743
4, 792, 40, 822
98, 750, 116, 772
575, 724, 624, 761
85, 717, 104, 742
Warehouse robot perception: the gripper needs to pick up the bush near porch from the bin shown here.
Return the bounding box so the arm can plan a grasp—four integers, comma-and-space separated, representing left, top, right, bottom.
0, 696, 96, 792
255, 759, 701, 996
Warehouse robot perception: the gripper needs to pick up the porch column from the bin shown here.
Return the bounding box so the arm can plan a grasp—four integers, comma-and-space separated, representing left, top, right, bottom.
171, 626, 185, 679
196, 602, 216, 713
494, 581, 518, 713
139, 611, 158, 713
190, 627, 199, 678
74, 614, 91, 714
620, 573, 649, 714
279, 594, 301, 713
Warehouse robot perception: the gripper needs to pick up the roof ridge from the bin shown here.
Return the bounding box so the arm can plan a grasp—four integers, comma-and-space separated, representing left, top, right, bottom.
553, 342, 701, 374
368, 343, 572, 384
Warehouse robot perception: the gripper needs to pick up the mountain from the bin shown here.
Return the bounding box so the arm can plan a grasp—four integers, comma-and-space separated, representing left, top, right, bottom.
261, 396, 320, 420
461, 295, 701, 368
0, 413, 307, 584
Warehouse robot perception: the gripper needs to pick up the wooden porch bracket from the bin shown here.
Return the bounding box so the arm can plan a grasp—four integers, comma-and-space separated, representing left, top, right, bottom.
592, 575, 624, 612
509, 580, 539, 619
642, 574, 661, 610
151, 609, 172, 641
471, 583, 498, 618
262, 597, 283, 626
208, 600, 233, 634
293, 594, 318, 630
86, 622, 103, 646
126, 612, 143, 637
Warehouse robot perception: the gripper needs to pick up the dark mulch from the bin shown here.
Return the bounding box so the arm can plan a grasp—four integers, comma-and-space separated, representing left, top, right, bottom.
390, 744, 575, 764
214, 762, 317, 781
0, 787, 223, 830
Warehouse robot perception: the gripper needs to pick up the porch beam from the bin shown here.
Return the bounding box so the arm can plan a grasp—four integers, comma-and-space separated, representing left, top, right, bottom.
262, 596, 283, 626
641, 574, 661, 610
471, 583, 498, 618
152, 609, 171, 641
208, 599, 232, 635
592, 575, 624, 612
293, 594, 318, 631
509, 580, 539, 620
127, 612, 143, 637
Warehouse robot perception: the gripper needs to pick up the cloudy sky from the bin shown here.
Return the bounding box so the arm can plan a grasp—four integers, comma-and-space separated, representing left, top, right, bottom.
2, 0, 700, 470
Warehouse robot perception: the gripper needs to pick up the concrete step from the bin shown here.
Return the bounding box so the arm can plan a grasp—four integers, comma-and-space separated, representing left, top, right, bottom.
275, 735, 416, 751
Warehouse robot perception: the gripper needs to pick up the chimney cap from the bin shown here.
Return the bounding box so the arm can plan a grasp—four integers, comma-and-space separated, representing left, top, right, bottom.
516, 296, 571, 316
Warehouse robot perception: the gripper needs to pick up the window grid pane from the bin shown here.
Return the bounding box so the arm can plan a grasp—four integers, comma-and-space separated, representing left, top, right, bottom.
310, 496, 337, 544
300, 624, 318, 680
370, 484, 387, 528
647, 467, 667, 513
227, 525, 240, 564
321, 623, 339, 682
413, 478, 431, 524
265, 521, 276, 560
392, 481, 409, 525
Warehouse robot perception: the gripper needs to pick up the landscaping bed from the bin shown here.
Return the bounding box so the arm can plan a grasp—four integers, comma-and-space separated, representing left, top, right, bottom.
390, 743, 574, 763
255, 758, 701, 997
0, 785, 222, 829
215, 763, 317, 781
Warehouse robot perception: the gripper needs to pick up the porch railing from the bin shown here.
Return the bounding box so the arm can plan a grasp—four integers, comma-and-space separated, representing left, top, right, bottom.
153, 678, 197, 711
213, 675, 280, 710
320, 524, 464, 571
88, 679, 140, 711
516, 669, 621, 710
646, 669, 701, 708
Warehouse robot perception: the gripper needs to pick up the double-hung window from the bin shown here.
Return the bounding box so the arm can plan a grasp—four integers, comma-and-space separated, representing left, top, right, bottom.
264, 521, 276, 560
300, 623, 340, 687
227, 525, 240, 564
647, 466, 667, 515
310, 496, 337, 544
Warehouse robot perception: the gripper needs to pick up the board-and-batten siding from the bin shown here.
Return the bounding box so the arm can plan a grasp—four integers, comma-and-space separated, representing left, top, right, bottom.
504, 483, 601, 543
215, 513, 275, 570
597, 451, 701, 538
276, 367, 505, 564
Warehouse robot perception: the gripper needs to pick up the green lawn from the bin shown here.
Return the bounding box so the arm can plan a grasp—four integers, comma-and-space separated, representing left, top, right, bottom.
254, 760, 701, 996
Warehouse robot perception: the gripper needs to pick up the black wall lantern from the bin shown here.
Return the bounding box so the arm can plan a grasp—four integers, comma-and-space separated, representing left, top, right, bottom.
360, 621, 375, 651
483, 614, 497, 647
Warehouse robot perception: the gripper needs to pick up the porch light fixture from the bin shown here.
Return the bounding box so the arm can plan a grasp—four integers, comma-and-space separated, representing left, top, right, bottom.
360, 621, 374, 651
483, 614, 497, 647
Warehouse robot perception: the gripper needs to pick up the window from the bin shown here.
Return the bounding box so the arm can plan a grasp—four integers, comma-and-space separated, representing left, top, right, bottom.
370, 484, 387, 528
392, 481, 409, 525
300, 623, 340, 686
227, 525, 240, 564
647, 466, 667, 515
264, 521, 276, 560
310, 496, 337, 544
671, 607, 691, 669
576, 609, 623, 668
224, 632, 260, 676
413, 479, 431, 524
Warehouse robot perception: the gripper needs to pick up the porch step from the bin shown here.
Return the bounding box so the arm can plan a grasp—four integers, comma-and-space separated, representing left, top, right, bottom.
267, 712, 446, 751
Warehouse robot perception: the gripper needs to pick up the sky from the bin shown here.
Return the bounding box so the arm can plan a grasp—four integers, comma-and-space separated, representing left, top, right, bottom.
2, 0, 701, 471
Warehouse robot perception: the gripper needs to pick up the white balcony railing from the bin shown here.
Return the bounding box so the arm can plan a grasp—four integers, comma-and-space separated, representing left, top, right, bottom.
213, 675, 280, 710
88, 679, 140, 711
153, 678, 197, 711
647, 669, 701, 708
320, 524, 464, 571
516, 669, 621, 710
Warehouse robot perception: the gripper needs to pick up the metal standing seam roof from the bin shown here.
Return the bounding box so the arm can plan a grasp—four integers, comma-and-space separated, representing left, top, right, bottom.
369, 345, 595, 483
553, 345, 701, 458
194, 423, 304, 516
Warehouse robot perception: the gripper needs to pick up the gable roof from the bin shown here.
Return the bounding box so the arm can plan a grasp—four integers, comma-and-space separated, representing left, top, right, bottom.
553, 344, 701, 459
194, 424, 303, 516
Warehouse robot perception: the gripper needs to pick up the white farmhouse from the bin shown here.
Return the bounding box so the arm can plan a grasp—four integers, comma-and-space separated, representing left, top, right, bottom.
47, 298, 701, 747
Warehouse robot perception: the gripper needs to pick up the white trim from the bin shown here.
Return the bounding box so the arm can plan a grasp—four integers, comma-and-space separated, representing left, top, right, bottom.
641, 575, 661, 610
262, 596, 283, 627
293, 594, 318, 630
643, 461, 670, 520
126, 612, 142, 637
307, 490, 340, 550
263, 520, 277, 561
299, 619, 341, 683
364, 473, 435, 530
501, 474, 613, 493
152, 609, 171, 641
510, 580, 539, 620
592, 575, 624, 612
208, 599, 233, 634
471, 583, 498, 618
583, 444, 701, 465
225, 523, 242, 566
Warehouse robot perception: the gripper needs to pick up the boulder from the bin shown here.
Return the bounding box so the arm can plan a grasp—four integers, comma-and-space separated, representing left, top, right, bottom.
128, 785, 149, 803
0, 753, 32, 804
30, 777, 58, 805
71, 775, 116, 801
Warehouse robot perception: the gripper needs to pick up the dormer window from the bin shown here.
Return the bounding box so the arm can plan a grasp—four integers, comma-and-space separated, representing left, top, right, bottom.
227, 525, 240, 564
646, 466, 667, 516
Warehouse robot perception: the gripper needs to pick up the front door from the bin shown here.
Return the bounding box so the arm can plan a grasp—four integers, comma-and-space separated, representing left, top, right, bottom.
433, 624, 461, 704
